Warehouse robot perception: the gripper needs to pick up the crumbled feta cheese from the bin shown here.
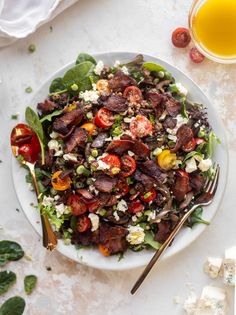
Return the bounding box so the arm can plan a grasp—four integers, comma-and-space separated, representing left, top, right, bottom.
105, 136, 113, 142
153, 147, 162, 156
63, 153, 78, 162
54, 195, 60, 201
113, 135, 122, 140
184, 293, 198, 315
50, 131, 59, 139
114, 60, 121, 67
88, 213, 99, 231
159, 110, 167, 121
168, 134, 177, 142
55, 203, 67, 217
121, 66, 129, 75
196, 286, 227, 315
176, 82, 188, 96
147, 211, 156, 221
126, 225, 145, 245
223, 246, 236, 286
124, 117, 132, 123
48, 140, 63, 156
203, 257, 223, 279
128, 150, 135, 156
167, 114, 189, 136
97, 153, 108, 160
198, 159, 212, 172
185, 157, 198, 173
94, 60, 104, 75
79, 90, 99, 103
113, 211, 120, 221
97, 160, 110, 170
42, 195, 54, 207
132, 215, 138, 222
117, 199, 128, 212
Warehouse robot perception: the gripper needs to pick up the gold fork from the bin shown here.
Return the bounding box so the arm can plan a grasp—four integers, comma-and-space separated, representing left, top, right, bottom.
131, 164, 220, 295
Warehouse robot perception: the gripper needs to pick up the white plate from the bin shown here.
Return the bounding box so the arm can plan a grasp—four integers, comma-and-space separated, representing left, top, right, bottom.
12, 52, 228, 270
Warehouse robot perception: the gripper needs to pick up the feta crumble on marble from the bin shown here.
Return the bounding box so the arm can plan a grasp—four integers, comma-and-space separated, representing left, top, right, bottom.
176, 82, 188, 96
196, 286, 227, 315
79, 89, 99, 103
94, 60, 104, 75
116, 199, 128, 212
223, 246, 236, 286
88, 213, 99, 231
63, 153, 78, 162
203, 257, 223, 279
183, 293, 198, 315
126, 225, 145, 245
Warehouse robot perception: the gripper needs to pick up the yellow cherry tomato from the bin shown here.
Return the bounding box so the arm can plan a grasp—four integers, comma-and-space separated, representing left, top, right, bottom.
80, 122, 97, 135
98, 244, 110, 256
65, 103, 77, 112
51, 171, 71, 191
96, 79, 111, 95
157, 149, 177, 170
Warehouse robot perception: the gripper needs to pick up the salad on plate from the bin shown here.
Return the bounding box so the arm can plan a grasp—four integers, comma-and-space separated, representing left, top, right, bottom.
12, 53, 219, 258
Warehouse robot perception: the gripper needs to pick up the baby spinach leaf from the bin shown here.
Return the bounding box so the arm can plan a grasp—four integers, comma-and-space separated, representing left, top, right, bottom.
49, 77, 66, 93
188, 207, 210, 228
0, 296, 25, 315
25, 106, 45, 164
142, 61, 165, 73
0, 241, 24, 266
40, 109, 63, 123
76, 53, 97, 65
62, 61, 95, 91
24, 275, 37, 295
0, 271, 16, 295
144, 231, 161, 250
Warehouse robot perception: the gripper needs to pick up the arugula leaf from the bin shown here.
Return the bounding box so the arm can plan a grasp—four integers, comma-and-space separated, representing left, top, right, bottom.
40, 109, 63, 123
0, 271, 16, 295
206, 131, 221, 158
188, 207, 210, 228
76, 53, 97, 65
49, 77, 66, 94
24, 275, 37, 295
0, 241, 24, 266
0, 296, 25, 315
25, 106, 45, 164
62, 61, 95, 92
181, 101, 188, 118
144, 231, 161, 250
184, 151, 203, 161
110, 115, 123, 136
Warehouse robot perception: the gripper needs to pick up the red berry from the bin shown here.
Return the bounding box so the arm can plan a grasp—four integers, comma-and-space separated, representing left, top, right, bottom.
189, 47, 205, 63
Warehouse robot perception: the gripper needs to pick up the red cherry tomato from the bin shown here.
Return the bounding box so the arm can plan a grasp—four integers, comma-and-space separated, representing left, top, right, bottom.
195, 137, 205, 145
120, 155, 136, 177
140, 189, 157, 203
11, 123, 34, 146
116, 180, 130, 196
172, 27, 191, 48
86, 199, 101, 213
18, 144, 34, 163
67, 195, 87, 216
130, 115, 153, 138
94, 108, 114, 128
189, 47, 205, 63
77, 215, 91, 233
177, 169, 189, 178
182, 138, 196, 152
123, 86, 142, 103
17, 134, 41, 163
101, 154, 121, 175
128, 199, 145, 214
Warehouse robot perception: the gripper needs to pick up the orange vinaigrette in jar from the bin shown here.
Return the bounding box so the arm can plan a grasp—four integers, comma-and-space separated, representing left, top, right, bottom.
189, 0, 236, 63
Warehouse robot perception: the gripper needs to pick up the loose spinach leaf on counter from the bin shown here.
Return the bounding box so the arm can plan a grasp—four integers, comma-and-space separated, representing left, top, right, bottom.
40, 109, 63, 123
0, 271, 16, 295
49, 77, 66, 94
62, 61, 95, 91
0, 241, 24, 266
0, 296, 25, 315
25, 106, 45, 164
144, 231, 161, 250
24, 275, 37, 295
76, 52, 97, 65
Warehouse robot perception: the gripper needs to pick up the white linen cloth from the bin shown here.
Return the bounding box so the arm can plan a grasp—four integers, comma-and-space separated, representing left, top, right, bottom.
0, 0, 78, 47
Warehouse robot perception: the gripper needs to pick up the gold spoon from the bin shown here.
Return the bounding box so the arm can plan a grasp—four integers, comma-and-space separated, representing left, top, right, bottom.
11, 125, 57, 251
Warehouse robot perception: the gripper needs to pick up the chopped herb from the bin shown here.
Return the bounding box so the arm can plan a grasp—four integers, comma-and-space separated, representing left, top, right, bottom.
143, 192, 152, 199
148, 114, 155, 125
0, 160, 2, 163
11, 114, 18, 120
15, 208, 20, 212
46, 266, 52, 271
25, 86, 32, 93
126, 177, 134, 185
24, 275, 37, 295
28, 44, 36, 53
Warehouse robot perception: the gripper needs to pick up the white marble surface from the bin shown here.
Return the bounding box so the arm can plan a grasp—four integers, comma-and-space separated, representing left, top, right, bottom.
0, 0, 235, 314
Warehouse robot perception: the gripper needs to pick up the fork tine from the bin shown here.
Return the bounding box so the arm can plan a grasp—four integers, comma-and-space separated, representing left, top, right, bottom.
205, 164, 219, 194
209, 165, 220, 195
204, 163, 217, 192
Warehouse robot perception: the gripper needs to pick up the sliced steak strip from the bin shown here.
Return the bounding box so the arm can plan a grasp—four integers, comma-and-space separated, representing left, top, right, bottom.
37, 99, 59, 114
108, 71, 136, 92
134, 170, 155, 191
190, 173, 205, 193
164, 96, 181, 117
172, 174, 191, 202
139, 160, 167, 183
154, 221, 171, 243
146, 91, 165, 118
103, 94, 128, 112
106, 139, 149, 159
94, 174, 117, 193
52, 108, 84, 135
171, 124, 194, 153
131, 140, 150, 159
65, 127, 88, 153
163, 117, 177, 129
91, 132, 108, 148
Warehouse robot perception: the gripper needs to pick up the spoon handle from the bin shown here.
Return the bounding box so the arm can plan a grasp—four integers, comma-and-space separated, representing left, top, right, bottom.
26, 162, 57, 251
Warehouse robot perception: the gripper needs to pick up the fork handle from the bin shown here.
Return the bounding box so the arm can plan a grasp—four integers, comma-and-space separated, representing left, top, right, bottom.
131, 205, 198, 295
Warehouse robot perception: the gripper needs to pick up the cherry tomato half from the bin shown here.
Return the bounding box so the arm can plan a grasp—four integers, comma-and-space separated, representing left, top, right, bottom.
128, 199, 145, 214
189, 47, 205, 63
98, 244, 110, 256
11, 123, 34, 146
77, 215, 91, 233
172, 27, 191, 48
51, 171, 71, 191
17, 134, 41, 163
116, 180, 130, 197
182, 138, 196, 152
177, 169, 189, 178
120, 155, 136, 177
101, 154, 121, 175
140, 189, 157, 203
195, 137, 205, 145
80, 122, 96, 135
123, 86, 142, 103
67, 194, 87, 216
94, 108, 114, 128
130, 115, 153, 138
